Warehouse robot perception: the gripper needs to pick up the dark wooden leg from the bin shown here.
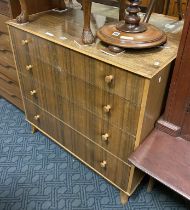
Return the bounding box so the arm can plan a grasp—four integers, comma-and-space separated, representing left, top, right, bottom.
31, 125, 38, 134
81, 0, 95, 44
143, 0, 157, 23
16, 0, 29, 23
119, 0, 126, 20
147, 177, 155, 192
120, 191, 129, 205
177, 0, 183, 20
57, 0, 67, 10
165, 0, 170, 15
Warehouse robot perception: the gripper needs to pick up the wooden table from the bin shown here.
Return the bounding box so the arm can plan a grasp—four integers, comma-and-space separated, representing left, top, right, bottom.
129, 129, 190, 200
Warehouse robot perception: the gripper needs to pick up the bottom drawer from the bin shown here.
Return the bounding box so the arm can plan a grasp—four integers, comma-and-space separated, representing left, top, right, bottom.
24, 99, 131, 192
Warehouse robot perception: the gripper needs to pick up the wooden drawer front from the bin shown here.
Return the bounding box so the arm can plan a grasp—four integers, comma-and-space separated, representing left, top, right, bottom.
24, 99, 131, 192
0, 64, 18, 83
0, 0, 9, 16
0, 72, 21, 99
0, 50, 15, 68
0, 13, 9, 34
18, 75, 136, 162
19, 72, 140, 136
10, 27, 145, 105
0, 33, 11, 52
0, 88, 23, 110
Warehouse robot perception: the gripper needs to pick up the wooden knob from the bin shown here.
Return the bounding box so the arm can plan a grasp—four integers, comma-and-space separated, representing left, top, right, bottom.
105, 75, 114, 84
102, 133, 109, 141
30, 90, 37, 96
34, 115, 40, 121
103, 105, 111, 113
100, 160, 107, 168
22, 40, 29, 45
26, 65, 33, 71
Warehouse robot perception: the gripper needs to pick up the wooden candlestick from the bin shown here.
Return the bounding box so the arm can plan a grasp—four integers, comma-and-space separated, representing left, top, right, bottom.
97, 0, 167, 52
117, 0, 147, 33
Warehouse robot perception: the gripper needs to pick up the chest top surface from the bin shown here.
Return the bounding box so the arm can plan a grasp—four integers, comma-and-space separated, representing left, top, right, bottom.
8, 3, 183, 78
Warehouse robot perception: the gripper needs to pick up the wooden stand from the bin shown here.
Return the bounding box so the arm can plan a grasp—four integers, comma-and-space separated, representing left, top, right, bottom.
97, 0, 167, 52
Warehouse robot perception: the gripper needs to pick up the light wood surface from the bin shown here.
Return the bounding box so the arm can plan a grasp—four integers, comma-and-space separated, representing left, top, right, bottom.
7, 5, 182, 78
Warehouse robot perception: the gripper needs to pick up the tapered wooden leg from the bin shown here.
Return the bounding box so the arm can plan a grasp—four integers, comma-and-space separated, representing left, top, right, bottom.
81, 0, 95, 44
120, 191, 129, 205
16, 0, 29, 23
31, 125, 38, 134
147, 177, 155, 192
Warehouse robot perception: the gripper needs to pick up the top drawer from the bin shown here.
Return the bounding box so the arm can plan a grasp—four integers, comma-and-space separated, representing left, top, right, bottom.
0, 0, 9, 17
10, 27, 145, 105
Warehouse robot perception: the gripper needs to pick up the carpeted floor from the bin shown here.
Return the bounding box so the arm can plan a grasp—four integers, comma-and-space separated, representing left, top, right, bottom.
0, 98, 189, 210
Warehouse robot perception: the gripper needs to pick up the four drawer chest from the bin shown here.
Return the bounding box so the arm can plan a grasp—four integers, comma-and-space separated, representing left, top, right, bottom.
8, 6, 181, 203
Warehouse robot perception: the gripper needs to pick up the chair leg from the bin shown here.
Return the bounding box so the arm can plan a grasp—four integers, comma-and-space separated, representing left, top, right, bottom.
16, 0, 29, 23
57, 0, 67, 10
81, 0, 95, 44
147, 177, 155, 192
119, 0, 126, 21
165, 0, 170, 15
143, 0, 157, 23
177, 0, 183, 20
120, 191, 129, 205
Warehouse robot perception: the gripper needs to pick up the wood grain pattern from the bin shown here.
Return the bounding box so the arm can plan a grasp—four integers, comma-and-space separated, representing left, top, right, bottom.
0, 0, 10, 16
7, 8, 181, 78
10, 27, 140, 163
129, 129, 190, 200
0, 13, 9, 34
24, 98, 131, 193
0, 2, 24, 110
12, 29, 145, 105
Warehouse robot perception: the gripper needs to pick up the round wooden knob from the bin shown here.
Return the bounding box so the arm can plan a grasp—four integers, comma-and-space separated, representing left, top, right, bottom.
103, 105, 111, 113
30, 90, 37, 96
34, 115, 40, 121
102, 133, 109, 141
100, 160, 107, 168
105, 75, 114, 84
26, 65, 33, 71
22, 40, 29, 45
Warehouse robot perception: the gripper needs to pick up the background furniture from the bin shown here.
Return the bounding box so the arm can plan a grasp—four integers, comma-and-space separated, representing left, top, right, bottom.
0, 0, 70, 110
129, 0, 190, 200
8, 5, 181, 203
0, 0, 23, 109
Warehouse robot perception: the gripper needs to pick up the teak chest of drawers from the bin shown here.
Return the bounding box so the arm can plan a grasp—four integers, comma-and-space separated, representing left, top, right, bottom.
8, 7, 181, 203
